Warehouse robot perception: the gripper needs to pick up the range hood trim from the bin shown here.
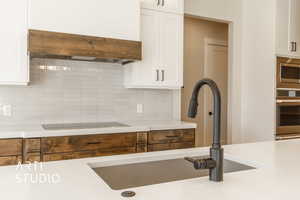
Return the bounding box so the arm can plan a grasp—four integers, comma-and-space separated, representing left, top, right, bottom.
28, 29, 142, 65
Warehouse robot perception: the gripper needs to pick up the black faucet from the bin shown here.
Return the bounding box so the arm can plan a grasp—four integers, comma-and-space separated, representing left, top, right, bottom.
184, 78, 224, 182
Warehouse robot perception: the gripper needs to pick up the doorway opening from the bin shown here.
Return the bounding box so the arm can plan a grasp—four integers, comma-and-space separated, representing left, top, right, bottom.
181, 16, 229, 147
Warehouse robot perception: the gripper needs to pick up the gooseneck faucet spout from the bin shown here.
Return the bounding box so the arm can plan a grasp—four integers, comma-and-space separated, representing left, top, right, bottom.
185, 78, 224, 182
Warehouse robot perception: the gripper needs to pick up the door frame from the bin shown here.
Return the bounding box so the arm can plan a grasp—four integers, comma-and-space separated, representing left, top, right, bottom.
203, 38, 229, 146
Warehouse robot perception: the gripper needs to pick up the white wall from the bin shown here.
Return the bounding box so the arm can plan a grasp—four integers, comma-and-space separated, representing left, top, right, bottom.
184, 0, 276, 143
240, 0, 276, 142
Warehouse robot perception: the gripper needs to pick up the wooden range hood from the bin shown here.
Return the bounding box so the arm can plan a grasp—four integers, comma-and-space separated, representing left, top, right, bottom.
28, 30, 142, 65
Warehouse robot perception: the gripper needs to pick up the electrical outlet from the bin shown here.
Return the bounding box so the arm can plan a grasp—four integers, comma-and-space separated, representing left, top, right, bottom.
137, 104, 143, 114
3, 105, 12, 117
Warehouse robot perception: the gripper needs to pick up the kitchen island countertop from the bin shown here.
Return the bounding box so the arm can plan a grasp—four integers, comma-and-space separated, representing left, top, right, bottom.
0, 139, 298, 200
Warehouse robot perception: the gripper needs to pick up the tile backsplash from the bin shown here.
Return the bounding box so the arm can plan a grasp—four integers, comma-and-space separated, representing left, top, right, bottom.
0, 59, 174, 125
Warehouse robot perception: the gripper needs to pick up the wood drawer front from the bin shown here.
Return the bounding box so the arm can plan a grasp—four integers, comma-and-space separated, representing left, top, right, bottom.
24, 138, 41, 153
0, 156, 22, 166
41, 133, 137, 154
43, 147, 136, 162
0, 139, 22, 156
148, 129, 195, 145
148, 142, 195, 152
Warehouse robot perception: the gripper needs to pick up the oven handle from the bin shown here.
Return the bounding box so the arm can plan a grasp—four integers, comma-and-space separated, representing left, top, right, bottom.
276, 135, 300, 140
277, 99, 300, 103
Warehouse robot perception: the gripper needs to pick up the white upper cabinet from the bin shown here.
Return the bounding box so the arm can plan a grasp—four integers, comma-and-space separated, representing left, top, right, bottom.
276, 0, 300, 57
28, 0, 141, 41
289, 0, 300, 55
0, 0, 29, 85
141, 0, 184, 14
125, 10, 160, 88
124, 9, 183, 89
159, 12, 183, 87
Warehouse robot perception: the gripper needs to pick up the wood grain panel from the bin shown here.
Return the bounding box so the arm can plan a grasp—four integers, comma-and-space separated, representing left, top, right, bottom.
43, 147, 136, 162
0, 156, 22, 166
23, 138, 41, 153
136, 144, 147, 153
28, 29, 142, 64
148, 129, 195, 145
148, 142, 195, 152
41, 133, 137, 154
0, 139, 22, 156
24, 153, 41, 163
136, 132, 148, 153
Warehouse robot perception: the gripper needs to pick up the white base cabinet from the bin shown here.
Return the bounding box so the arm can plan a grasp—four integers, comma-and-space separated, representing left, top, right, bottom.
124, 9, 183, 89
0, 0, 29, 85
276, 0, 300, 58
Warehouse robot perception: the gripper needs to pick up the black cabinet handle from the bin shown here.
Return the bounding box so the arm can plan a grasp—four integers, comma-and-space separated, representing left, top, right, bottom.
166, 135, 180, 138
157, 0, 160, 6
161, 70, 165, 82
87, 142, 102, 145
156, 69, 160, 81
291, 42, 297, 52
162, 0, 165, 6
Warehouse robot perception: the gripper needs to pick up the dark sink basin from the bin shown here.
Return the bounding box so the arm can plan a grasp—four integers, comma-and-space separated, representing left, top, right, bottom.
92, 156, 255, 190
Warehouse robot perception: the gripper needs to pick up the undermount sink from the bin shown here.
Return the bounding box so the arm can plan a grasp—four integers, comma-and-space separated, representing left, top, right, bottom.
92, 156, 255, 190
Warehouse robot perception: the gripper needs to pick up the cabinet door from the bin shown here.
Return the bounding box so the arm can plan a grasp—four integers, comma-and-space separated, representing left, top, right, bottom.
159, 0, 184, 14
29, 0, 140, 41
141, 0, 160, 10
141, 0, 183, 14
159, 13, 183, 88
276, 0, 290, 55
289, 0, 300, 56
0, 0, 29, 85
125, 9, 161, 87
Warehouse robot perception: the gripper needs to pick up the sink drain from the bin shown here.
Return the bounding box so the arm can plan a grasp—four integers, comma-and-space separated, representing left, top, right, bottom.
121, 191, 136, 198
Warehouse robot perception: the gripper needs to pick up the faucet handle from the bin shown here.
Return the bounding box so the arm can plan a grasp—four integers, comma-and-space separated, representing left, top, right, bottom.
184, 157, 216, 170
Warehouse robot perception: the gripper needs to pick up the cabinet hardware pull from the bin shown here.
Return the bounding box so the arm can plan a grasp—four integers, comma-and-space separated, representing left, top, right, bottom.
156, 69, 160, 81
161, 70, 165, 82
293, 42, 295, 52
291, 42, 297, 52
87, 142, 101, 145
157, 0, 160, 6
162, 0, 165, 6
166, 135, 180, 138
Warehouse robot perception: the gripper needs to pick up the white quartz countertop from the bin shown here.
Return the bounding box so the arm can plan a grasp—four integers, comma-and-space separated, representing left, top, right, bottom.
0, 120, 197, 138
0, 139, 299, 200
